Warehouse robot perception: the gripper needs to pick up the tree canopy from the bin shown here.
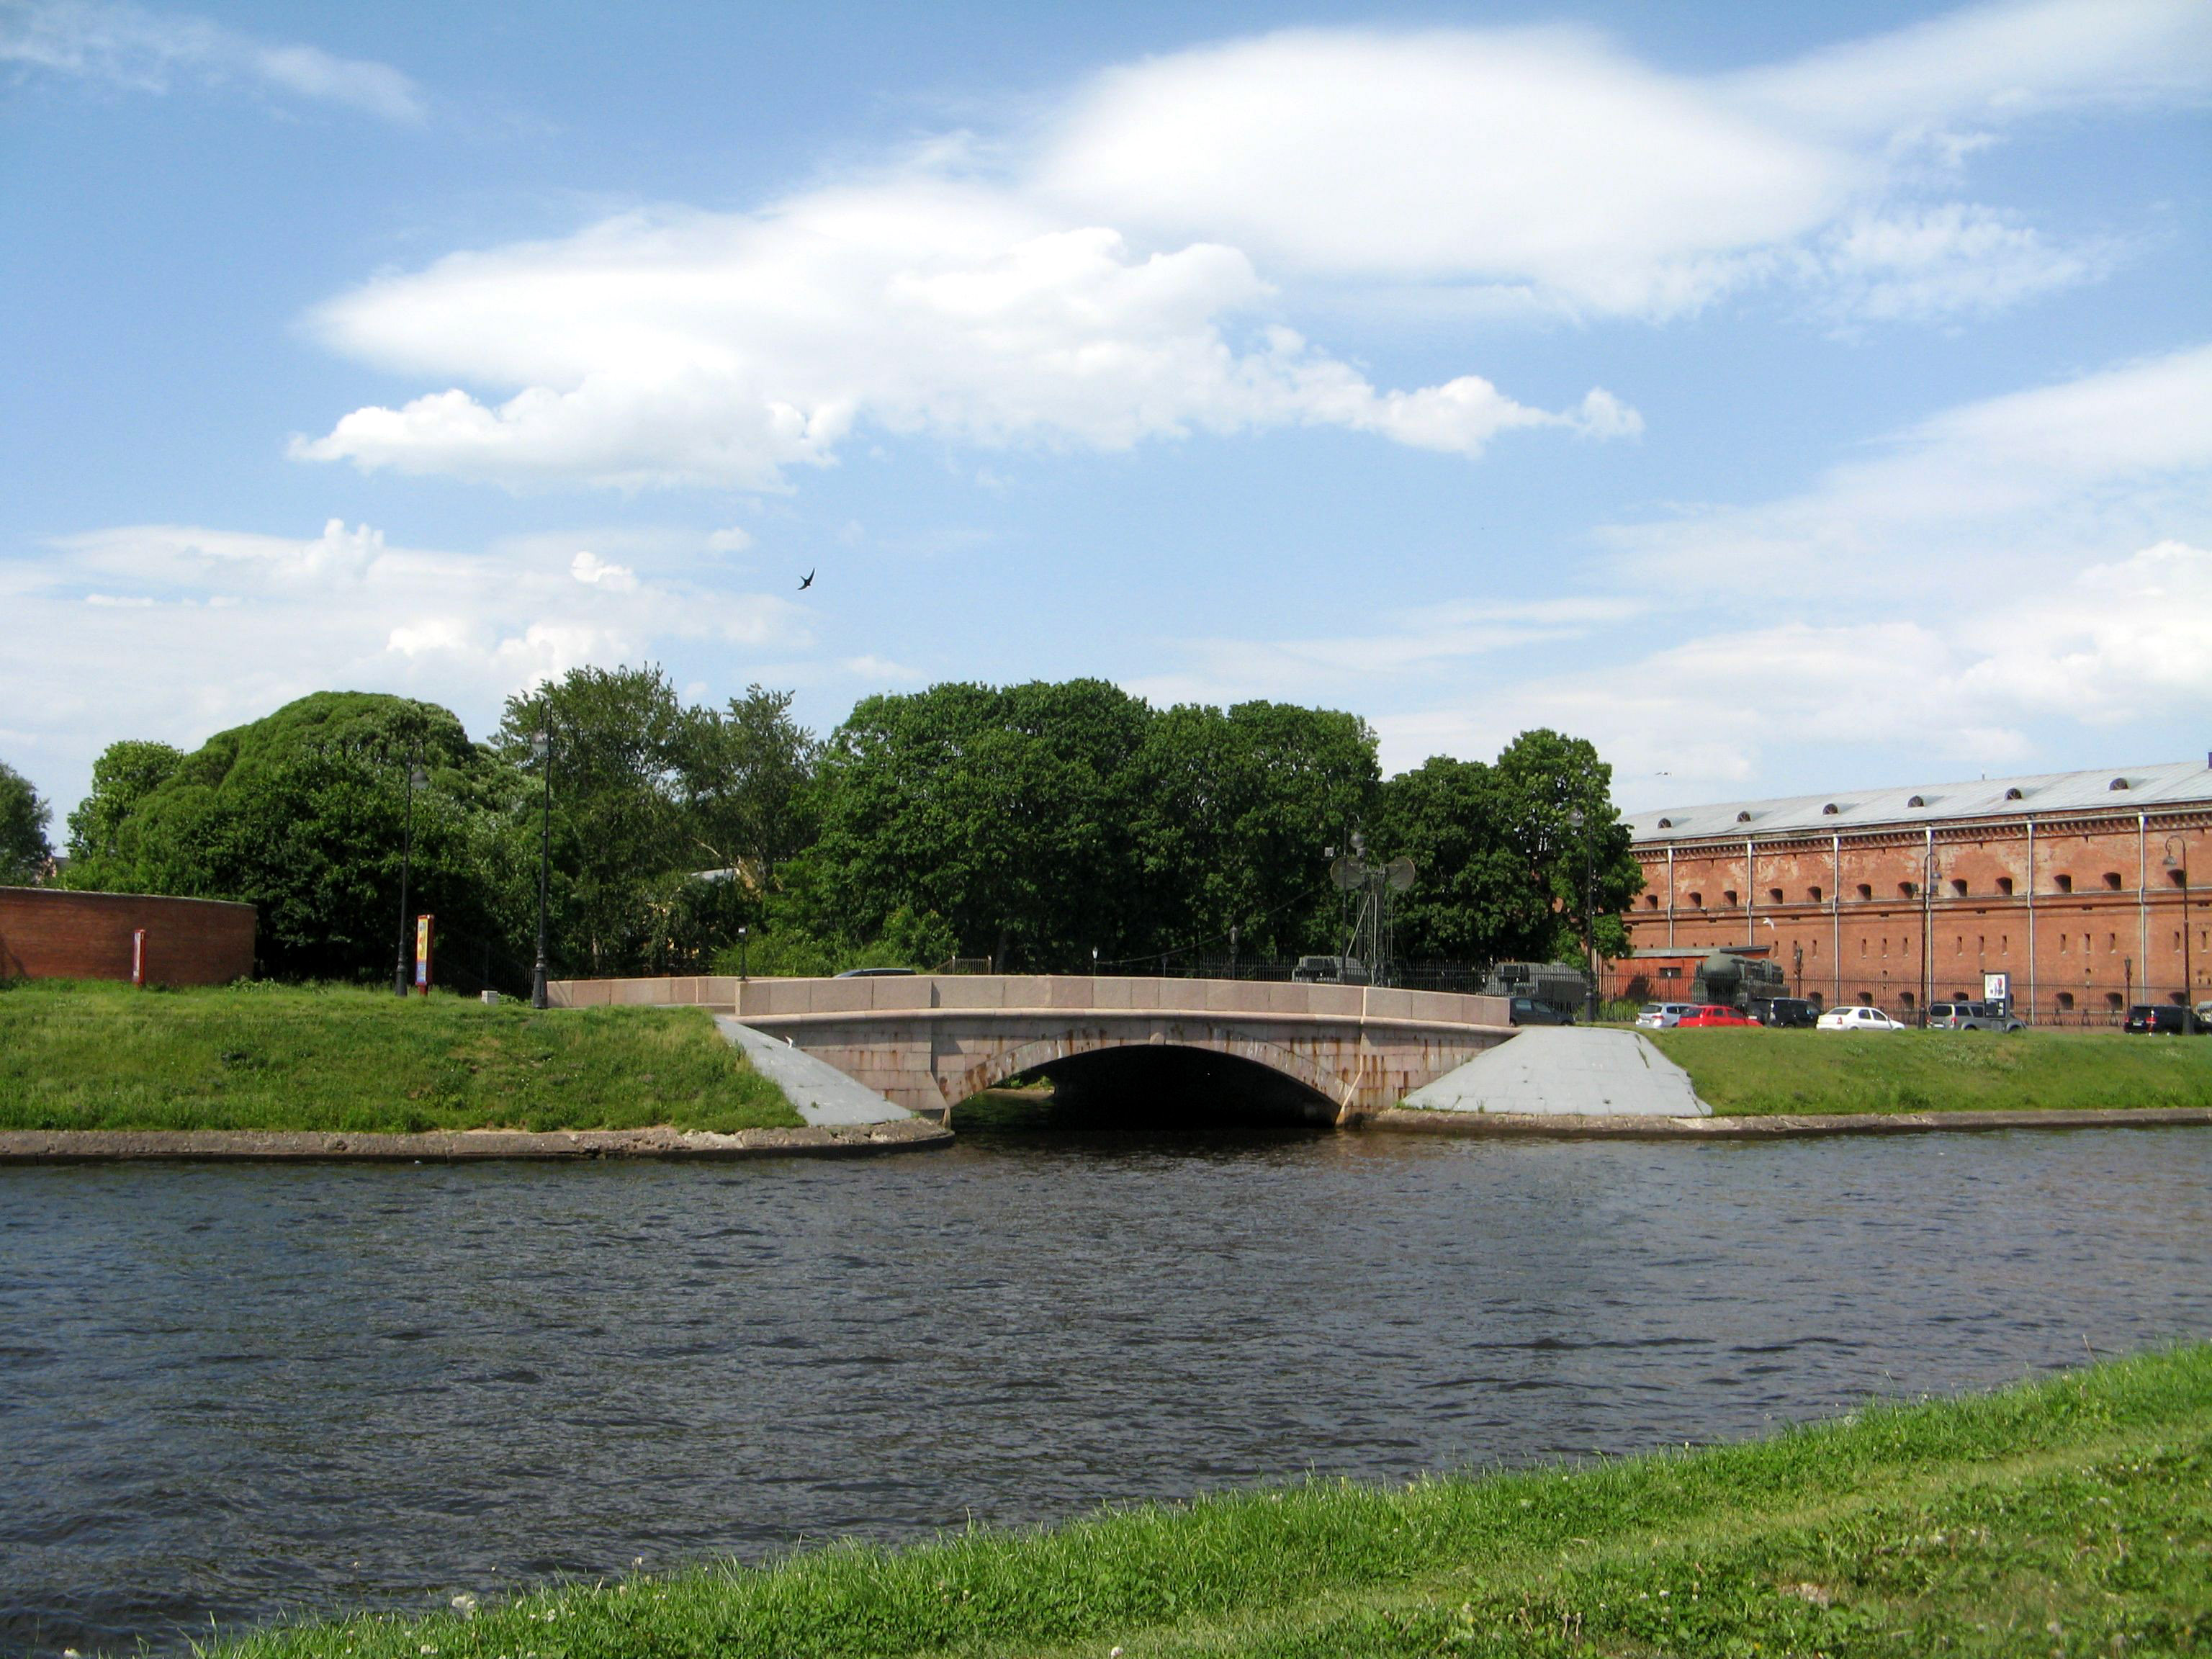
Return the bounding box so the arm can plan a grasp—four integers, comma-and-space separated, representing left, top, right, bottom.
1, 759, 53, 885
53, 671, 1640, 984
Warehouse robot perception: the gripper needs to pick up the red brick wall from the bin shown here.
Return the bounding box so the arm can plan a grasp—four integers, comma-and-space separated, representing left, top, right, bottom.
0, 887, 256, 986
1619, 813, 2211, 1023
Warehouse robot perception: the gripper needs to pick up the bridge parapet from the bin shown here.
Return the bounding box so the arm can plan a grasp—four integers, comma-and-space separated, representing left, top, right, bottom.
547, 974, 1512, 1120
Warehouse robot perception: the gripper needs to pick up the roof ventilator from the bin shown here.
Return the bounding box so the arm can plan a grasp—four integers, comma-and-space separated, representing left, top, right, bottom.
2109, 776, 2129, 791
1736, 810, 1753, 823
2005, 787, 2024, 800
1822, 802, 1840, 814
1907, 795, 1926, 808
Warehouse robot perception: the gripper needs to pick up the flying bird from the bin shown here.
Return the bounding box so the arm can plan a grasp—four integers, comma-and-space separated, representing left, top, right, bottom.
798, 569, 815, 590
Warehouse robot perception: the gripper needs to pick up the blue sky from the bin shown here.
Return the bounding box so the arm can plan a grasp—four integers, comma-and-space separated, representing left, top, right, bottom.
4, 0, 2208, 824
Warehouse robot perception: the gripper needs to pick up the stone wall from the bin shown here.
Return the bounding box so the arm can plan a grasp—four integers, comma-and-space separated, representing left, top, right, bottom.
0, 887, 257, 986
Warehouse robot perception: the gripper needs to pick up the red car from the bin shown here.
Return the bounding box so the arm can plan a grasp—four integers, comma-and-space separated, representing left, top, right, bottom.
1674, 1004, 1758, 1028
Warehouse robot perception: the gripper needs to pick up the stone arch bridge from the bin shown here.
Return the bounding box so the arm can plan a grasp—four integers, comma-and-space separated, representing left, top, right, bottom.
549, 974, 1513, 1123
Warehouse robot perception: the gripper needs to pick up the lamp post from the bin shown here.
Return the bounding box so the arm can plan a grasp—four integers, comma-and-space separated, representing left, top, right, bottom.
530, 724, 553, 1011
736, 925, 749, 983
1567, 809, 1598, 1023
1920, 846, 1939, 1025
393, 752, 426, 997
2167, 836, 2193, 1024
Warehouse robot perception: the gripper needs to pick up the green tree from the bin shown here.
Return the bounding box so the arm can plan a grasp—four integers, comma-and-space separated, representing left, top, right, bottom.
0, 760, 53, 885
680, 684, 822, 886
495, 665, 694, 976
1373, 733, 1642, 967
1491, 729, 1642, 963
63, 693, 518, 981
64, 739, 183, 868
1126, 701, 1379, 961
800, 679, 1154, 970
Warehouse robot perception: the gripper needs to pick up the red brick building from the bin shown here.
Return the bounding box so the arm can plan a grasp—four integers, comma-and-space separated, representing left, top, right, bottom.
1613, 760, 2212, 1025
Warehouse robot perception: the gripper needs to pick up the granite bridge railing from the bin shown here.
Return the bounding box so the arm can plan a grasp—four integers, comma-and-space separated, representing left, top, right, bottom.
547, 974, 1515, 1123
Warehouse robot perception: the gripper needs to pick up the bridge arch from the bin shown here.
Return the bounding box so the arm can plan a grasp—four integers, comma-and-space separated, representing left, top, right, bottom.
952, 1030, 1351, 1123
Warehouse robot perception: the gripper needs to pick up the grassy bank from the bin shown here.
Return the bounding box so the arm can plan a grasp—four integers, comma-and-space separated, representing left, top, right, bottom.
0, 979, 799, 1133
1650, 1026, 2212, 1116
207, 1346, 2212, 1659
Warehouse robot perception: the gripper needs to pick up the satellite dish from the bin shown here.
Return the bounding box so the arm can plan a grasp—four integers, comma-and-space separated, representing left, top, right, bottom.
1330, 855, 1366, 891
1385, 856, 1416, 892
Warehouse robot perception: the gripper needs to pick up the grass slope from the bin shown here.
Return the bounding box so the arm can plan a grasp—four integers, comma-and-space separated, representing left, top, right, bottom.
210, 1346, 2212, 1658
1649, 1027, 2212, 1116
0, 979, 800, 1133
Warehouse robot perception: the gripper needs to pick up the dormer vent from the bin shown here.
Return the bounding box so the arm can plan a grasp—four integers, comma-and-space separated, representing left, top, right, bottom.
1736, 810, 1753, 823
1656, 817, 1672, 829
1822, 802, 1840, 815
1907, 794, 1927, 808
2109, 776, 2129, 791
2004, 786, 2024, 800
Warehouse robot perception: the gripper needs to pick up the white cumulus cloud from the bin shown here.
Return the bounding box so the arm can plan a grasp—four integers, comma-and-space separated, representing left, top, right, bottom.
292, 184, 1633, 490
287, 0, 2199, 493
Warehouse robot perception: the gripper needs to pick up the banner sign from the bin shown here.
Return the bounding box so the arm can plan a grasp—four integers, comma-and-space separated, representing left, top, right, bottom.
415, 914, 433, 993
1982, 971, 2010, 1004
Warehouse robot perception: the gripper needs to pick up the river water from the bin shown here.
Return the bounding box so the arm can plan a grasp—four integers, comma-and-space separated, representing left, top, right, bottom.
5, 1123, 2211, 1655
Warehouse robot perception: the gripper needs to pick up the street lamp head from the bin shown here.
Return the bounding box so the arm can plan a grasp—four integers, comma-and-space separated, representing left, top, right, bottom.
530, 731, 552, 763
408, 765, 428, 791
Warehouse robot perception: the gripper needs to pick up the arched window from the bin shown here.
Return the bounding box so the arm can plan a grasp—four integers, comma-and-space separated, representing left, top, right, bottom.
2103, 871, 2123, 890
1950, 878, 1968, 896
1809, 886, 1823, 903
1856, 883, 1872, 901
1768, 887, 1784, 905
2056, 992, 2075, 1012
2055, 873, 2074, 893
1996, 876, 2014, 896
1722, 889, 1738, 906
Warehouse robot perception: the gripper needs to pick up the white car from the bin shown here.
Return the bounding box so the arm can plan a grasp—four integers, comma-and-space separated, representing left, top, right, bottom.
1817, 1005, 1908, 1032
1635, 1002, 1695, 1029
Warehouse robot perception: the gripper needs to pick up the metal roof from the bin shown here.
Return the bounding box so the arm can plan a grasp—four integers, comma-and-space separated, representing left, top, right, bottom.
1626, 758, 2212, 845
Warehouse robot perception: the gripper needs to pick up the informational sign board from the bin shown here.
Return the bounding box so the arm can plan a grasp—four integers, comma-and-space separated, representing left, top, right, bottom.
1982, 971, 2010, 1005
132, 928, 146, 987
415, 914, 433, 994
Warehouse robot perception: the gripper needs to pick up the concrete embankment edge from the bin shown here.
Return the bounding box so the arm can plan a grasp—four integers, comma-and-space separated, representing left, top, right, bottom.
1366, 1105, 2212, 1139
0, 1119, 953, 1163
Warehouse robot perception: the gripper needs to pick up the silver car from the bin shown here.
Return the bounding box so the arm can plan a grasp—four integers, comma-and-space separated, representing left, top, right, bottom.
1928, 1000, 2026, 1032
1635, 1002, 1694, 1029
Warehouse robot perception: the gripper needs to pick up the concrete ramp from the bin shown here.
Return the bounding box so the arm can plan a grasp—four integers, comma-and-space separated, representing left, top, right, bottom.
1400, 1027, 1709, 1118
715, 1017, 916, 1128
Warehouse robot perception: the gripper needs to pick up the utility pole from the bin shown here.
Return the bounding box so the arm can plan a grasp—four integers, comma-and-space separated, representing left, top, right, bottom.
531, 721, 553, 1010
393, 749, 425, 998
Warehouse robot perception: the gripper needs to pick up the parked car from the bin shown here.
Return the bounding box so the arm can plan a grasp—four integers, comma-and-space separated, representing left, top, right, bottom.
1817, 1005, 1908, 1032
1635, 1002, 1695, 1029
1928, 1000, 2026, 1033
1750, 997, 1817, 1028
2125, 1004, 2208, 1035
1676, 1004, 1758, 1028
1292, 954, 1371, 985
1507, 995, 1574, 1026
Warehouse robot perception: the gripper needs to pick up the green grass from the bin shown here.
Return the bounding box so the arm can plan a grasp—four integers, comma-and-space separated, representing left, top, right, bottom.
1648, 1027, 2212, 1116
205, 1346, 2212, 1659
0, 979, 800, 1133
